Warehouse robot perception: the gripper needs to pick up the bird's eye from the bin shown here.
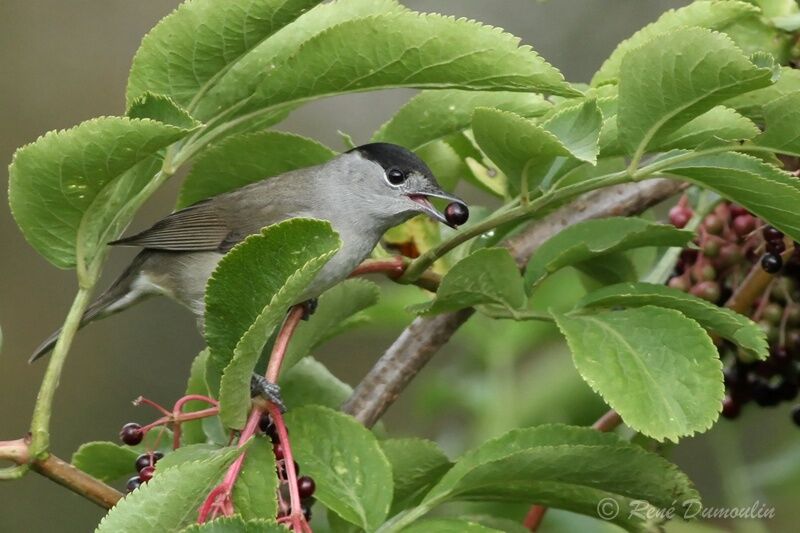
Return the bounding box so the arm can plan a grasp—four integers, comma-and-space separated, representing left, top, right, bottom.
386, 167, 406, 185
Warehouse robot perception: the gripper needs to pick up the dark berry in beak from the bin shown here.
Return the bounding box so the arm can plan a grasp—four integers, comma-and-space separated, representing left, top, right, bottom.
445, 202, 469, 226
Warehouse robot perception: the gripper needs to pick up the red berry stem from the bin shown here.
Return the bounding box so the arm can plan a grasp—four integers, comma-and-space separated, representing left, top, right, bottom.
349, 257, 406, 279
133, 396, 172, 417
269, 403, 311, 533
198, 304, 311, 531
171, 395, 219, 450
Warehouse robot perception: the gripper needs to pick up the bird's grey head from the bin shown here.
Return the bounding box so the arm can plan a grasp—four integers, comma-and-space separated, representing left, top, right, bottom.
325, 142, 467, 230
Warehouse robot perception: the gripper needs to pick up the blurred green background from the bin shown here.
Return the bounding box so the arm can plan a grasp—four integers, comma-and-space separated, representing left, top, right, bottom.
1, 1, 797, 532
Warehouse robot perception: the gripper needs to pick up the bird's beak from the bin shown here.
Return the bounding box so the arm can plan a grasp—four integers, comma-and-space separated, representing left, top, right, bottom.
407, 190, 466, 229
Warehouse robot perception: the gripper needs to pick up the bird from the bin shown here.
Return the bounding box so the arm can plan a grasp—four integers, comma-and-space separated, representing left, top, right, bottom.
29, 142, 468, 364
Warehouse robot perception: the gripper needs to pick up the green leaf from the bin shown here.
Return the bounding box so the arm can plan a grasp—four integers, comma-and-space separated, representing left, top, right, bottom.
541, 98, 603, 165
524, 218, 693, 290
8, 117, 187, 269
227, 11, 578, 124
194, 0, 407, 121
655, 106, 760, 151
71, 442, 139, 483
725, 66, 800, 121
473, 100, 602, 192
574, 252, 638, 287
411, 248, 526, 315
180, 517, 286, 533
280, 357, 353, 409
177, 131, 335, 208
372, 90, 550, 150
127, 93, 202, 129
181, 349, 222, 446
282, 278, 380, 370
381, 438, 452, 515
472, 109, 567, 192
660, 151, 800, 242
96, 447, 242, 532
772, 13, 800, 31
232, 436, 279, 521
554, 307, 723, 442
205, 219, 340, 428
155, 444, 223, 471
753, 92, 800, 156
126, 0, 324, 109
416, 424, 698, 531
592, 0, 759, 86
401, 519, 503, 533
618, 27, 774, 157
284, 406, 393, 531
577, 282, 768, 361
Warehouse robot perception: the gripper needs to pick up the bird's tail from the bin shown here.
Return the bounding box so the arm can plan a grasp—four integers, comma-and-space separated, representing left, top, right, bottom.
28, 253, 150, 363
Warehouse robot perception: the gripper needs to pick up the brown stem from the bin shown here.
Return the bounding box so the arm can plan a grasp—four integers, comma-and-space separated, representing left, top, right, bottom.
31, 454, 122, 509
343, 178, 686, 426
1, 438, 122, 509
352, 257, 441, 292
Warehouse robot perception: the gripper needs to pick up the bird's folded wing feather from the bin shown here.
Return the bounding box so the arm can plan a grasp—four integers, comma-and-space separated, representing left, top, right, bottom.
108, 200, 231, 251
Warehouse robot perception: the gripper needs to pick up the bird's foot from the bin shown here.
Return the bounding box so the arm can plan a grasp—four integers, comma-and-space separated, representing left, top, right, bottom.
250, 374, 286, 412
300, 298, 318, 321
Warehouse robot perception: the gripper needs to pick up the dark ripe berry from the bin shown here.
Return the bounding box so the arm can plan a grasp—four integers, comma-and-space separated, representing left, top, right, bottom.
134, 453, 162, 472
761, 253, 783, 274
792, 405, 800, 426
273, 443, 284, 461
668, 276, 689, 292
730, 204, 749, 218
752, 381, 781, 407
777, 379, 799, 401
119, 423, 143, 446
260, 414, 279, 442
297, 476, 316, 498
668, 206, 692, 228
766, 239, 786, 255
732, 214, 756, 238
763, 303, 784, 325
704, 214, 724, 235
444, 202, 469, 226
138, 465, 155, 482
126, 476, 142, 493
721, 396, 741, 419
771, 347, 792, 369
690, 281, 721, 303
763, 225, 784, 243
279, 461, 300, 478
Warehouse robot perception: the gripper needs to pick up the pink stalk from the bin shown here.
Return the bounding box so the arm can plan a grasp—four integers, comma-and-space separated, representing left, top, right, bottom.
198, 304, 310, 530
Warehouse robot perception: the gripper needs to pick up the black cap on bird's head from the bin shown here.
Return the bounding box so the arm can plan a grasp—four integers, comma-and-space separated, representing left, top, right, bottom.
351, 142, 469, 228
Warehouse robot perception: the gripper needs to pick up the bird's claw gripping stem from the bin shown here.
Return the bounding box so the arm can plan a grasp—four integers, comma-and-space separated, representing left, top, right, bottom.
250, 375, 286, 413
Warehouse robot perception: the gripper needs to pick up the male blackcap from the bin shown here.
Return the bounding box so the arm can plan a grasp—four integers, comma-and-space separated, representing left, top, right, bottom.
30, 143, 468, 362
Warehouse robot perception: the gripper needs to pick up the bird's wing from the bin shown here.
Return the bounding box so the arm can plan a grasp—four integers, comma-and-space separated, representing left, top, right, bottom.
109, 200, 231, 251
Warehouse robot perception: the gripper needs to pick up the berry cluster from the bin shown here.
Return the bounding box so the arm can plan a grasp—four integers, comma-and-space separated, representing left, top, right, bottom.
119, 422, 166, 492
667, 198, 800, 427
260, 414, 316, 521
